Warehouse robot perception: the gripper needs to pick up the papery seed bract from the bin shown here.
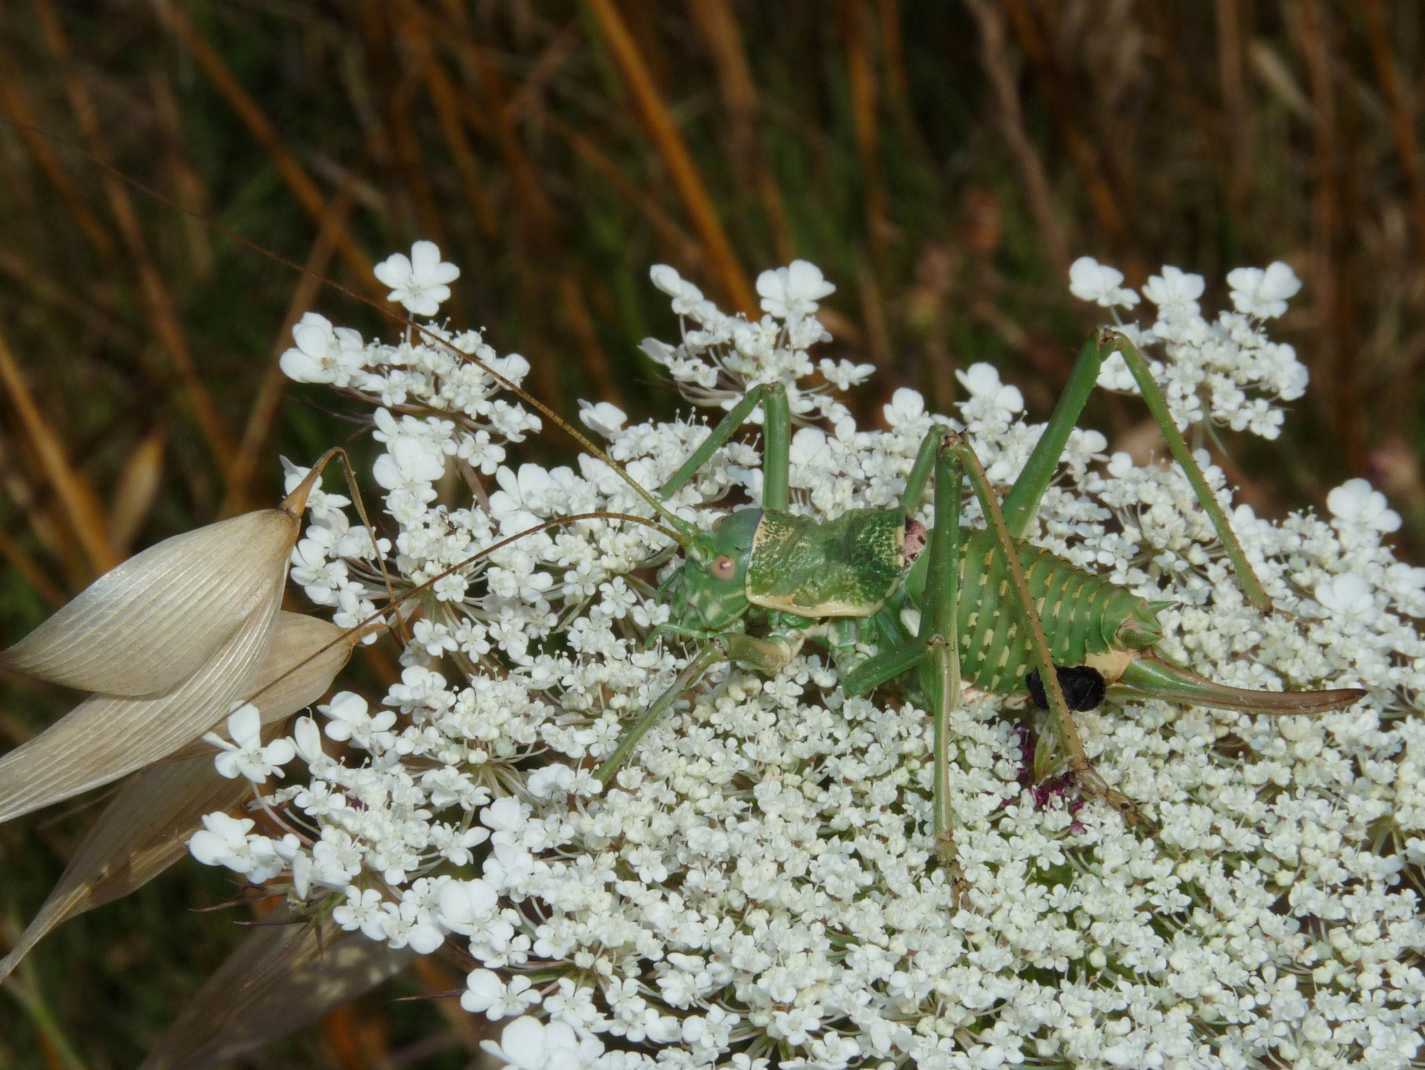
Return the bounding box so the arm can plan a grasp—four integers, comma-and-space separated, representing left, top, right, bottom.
0, 465, 329, 824
2, 510, 298, 696
0, 595, 277, 822
0, 612, 358, 983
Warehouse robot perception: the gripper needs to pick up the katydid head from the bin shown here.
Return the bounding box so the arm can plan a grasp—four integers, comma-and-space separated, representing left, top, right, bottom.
659, 508, 761, 632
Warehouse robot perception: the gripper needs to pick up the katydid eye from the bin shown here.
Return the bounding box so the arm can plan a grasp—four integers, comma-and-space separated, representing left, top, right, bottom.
712, 555, 737, 580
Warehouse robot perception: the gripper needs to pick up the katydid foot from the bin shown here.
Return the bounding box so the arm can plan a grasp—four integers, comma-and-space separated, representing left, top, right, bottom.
1073, 762, 1157, 834
933, 830, 971, 906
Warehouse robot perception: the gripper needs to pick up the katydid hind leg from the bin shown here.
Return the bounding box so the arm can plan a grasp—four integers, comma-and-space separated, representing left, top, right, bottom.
948, 432, 1153, 832
1000, 331, 1272, 612
917, 438, 966, 871
928, 638, 967, 900
1000, 338, 1106, 539
834, 432, 970, 871
1104, 330, 1273, 613
899, 427, 942, 516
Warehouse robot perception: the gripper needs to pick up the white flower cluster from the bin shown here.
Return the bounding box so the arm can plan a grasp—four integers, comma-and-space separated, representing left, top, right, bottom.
1070, 257, 1309, 439
642, 258, 875, 430
194, 247, 1425, 1069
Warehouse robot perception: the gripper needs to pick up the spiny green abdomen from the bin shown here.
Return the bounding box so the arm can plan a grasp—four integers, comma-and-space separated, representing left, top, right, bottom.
937, 531, 1160, 693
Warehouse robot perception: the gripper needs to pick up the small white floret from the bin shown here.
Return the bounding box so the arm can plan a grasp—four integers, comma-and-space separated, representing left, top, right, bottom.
1226, 261, 1301, 319
202, 702, 296, 782
756, 260, 835, 321
374, 241, 460, 317
1069, 256, 1140, 309
1327, 478, 1402, 533
480, 1015, 603, 1069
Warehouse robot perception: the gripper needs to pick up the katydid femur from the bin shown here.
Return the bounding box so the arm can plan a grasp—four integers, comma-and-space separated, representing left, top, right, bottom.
569, 326, 1363, 869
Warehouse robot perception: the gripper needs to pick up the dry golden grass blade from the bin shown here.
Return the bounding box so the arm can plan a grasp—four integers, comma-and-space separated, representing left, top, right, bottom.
439, 25, 565, 407
223, 193, 353, 516
418, 42, 498, 240
1359, 0, 1425, 269
387, 21, 449, 251
1002, 0, 1127, 246
702, 2, 758, 112
149, 68, 214, 277
138, 917, 415, 1070
1215, 0, 1252, 218
856, 257, 892, 374
558, 275, 625, 413
689, 0, 758, 173
687, 0, 792, 261
445, 32, 556, 234
0, 61, 115, 260
878, 0, 912, 123
0, 613, 356, 983
0, 248, 139, 347
0, 326, 117, 574
0, 530, 65, 609
1287, 0, 1365, 471
842, 0, 886, 251
1248, 39, 1313, 119
0, 435, 87, 591
504, 18, 581, 125
545, 112, 698, 257
150, 0, 378, 286
3, 509, 297, 696
34, 0, 235, 467
107, 428, 167, 555
966, 0, 1069, 277
0, 599, 277, 824
585, 0, 757, 316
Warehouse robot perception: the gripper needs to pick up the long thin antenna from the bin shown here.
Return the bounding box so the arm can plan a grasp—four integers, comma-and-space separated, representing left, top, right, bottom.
411, 322, 696, 545
237, 510, 683, 713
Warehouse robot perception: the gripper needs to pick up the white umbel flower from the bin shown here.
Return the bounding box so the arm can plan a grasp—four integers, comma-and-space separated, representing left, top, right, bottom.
203, 703, 296, 782
1069, 255, 1140, 309
373, 240, 460, 317
181, 251, 1425, 1069
481, 1016, 604, 1069
756, 259, 836, 320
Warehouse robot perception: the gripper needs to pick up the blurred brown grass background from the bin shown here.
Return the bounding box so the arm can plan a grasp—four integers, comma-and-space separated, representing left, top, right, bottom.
1, 2, 1422, 1067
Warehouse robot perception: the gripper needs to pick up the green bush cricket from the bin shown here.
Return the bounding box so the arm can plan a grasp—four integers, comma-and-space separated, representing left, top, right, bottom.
441, 319, 1366, 880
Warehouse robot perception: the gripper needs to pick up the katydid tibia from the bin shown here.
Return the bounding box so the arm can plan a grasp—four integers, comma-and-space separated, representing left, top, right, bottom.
560, 325, 1364, 872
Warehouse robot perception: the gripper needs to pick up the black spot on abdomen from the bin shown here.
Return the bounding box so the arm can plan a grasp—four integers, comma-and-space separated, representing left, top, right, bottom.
1026, 665, 1107, 712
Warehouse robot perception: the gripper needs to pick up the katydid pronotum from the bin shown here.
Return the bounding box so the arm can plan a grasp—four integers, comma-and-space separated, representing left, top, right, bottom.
509, 324, 1364, 875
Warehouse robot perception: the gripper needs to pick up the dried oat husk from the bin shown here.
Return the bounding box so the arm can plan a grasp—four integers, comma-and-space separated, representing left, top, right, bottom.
0, 466, 328, 823
0, 612, 357, 984
139, 914, 414, 1070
